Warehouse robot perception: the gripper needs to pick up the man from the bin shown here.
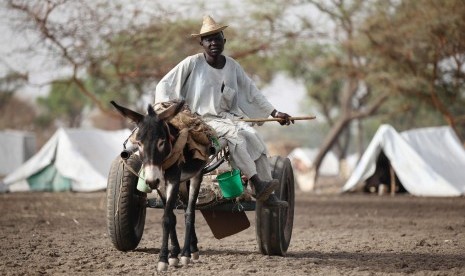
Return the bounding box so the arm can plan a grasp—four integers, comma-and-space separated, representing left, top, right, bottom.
154, 15, 293, 207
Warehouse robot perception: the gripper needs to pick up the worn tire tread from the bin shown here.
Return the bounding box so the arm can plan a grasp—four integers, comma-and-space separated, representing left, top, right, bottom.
106, 155, 146, 251
256, 156, 295, 256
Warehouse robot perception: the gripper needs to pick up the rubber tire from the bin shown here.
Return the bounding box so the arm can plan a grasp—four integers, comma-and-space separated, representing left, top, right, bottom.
106, 154, 147, 251
256, 156, 295, 256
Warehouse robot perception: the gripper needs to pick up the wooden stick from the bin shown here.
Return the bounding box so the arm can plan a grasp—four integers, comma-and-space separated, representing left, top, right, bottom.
238, 116, 316, 123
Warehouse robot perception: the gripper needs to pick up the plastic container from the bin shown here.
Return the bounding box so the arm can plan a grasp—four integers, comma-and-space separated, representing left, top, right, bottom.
216, 169, 243, 199
137, 169, 152, 193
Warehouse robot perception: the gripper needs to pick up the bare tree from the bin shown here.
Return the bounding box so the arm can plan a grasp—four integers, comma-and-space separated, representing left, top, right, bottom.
275, 0, 465, 190
280, 0, 391, 189
3, 0, 302, 128
362, 0, 465, 140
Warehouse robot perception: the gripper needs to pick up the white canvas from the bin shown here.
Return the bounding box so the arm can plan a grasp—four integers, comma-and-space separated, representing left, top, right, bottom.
2, 128, 131, 192
342, 125, 465, 197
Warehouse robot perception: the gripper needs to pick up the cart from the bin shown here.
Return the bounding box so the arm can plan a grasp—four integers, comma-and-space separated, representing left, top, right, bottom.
106, 148, 295, 256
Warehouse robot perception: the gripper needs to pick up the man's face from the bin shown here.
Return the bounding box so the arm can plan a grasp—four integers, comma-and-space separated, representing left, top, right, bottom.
200, 32, 226, 57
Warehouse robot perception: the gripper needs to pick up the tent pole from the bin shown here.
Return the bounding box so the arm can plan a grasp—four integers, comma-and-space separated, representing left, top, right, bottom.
389, 166, 396, 196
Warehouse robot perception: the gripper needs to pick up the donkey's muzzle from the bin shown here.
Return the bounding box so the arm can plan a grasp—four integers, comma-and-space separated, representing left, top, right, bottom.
144, 164, 164, 190
146, 178, 161, 189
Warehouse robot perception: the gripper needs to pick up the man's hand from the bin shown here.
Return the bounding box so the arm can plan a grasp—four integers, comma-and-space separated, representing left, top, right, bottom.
271, 110, 294, 126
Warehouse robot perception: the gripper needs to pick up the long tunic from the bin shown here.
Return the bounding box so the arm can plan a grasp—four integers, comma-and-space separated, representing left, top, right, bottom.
154, 53, 275, 164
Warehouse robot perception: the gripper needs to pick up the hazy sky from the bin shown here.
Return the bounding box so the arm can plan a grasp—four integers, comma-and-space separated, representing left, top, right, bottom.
262, 74, 306, 115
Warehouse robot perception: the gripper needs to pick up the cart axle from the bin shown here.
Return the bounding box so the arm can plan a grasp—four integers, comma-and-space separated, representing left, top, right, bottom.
146, 197, 256, 212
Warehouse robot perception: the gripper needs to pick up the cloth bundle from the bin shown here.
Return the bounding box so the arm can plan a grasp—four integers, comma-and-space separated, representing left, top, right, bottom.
130, 100, 218, 168
154, 101, 218, 162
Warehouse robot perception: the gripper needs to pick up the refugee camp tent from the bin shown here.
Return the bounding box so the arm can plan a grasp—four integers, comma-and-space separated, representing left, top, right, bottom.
1, 128, 131, 192
288, 148, 335, 192
342, 125, 465, 197
288, 148, 340, 176
288, 148, 359, 191
0, 130, 36, 176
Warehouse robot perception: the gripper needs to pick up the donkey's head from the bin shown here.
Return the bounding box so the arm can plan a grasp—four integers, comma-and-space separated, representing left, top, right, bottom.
110, 100, 184, 189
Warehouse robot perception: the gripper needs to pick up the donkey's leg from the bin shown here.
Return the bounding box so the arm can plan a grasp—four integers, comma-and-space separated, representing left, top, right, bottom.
168, 215, 181, 266
157, 192, 181, 265
190, 226, 199, 260
157, 179, 180, 272
180, 173, 202, 265
188, 179, 200, 260
168, 182, 182, 266
170, 180, 190, 263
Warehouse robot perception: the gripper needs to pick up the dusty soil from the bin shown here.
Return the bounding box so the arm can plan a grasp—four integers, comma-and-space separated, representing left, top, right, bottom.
1, 191, 464, 276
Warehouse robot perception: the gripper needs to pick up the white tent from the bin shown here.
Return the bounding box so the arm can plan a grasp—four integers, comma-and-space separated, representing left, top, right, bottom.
342, 124, 465, 197
288, 148, 359, 192
1, 128, 131, 192
288, 148, 339, 192
288, 148, 340, 176
0, 130, 36, 176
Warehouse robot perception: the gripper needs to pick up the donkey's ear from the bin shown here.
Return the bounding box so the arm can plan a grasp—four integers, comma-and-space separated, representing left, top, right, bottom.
158, 100, 185, 121
110, 101, 144, 124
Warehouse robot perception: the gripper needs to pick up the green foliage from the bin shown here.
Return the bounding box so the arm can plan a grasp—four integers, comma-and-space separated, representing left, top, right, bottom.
85, 18, 201, 111
278, 42, 345, 118
89, 5, 302, 109
37, 80, 90, 127
360, 0, 465, 130
275, 0, 465, 144
6, 0, 465, 145
34, 114, 54, 129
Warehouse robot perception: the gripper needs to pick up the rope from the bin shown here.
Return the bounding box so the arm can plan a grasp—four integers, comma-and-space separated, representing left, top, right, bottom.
174, 194, 185, 214
114, 161, 125, 218
122, 158, 144, 181
117, 130, 229, 211
121, 126, 188, 179
232, 198, 245, 212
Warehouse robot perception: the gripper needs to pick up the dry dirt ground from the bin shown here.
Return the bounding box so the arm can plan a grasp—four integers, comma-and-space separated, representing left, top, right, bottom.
1, 191, 465, 276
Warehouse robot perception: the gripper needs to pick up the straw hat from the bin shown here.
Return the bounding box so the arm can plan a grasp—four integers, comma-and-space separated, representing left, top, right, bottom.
191, 15, 228, 38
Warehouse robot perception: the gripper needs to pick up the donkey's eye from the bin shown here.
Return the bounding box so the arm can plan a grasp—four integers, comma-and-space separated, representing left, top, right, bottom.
157, 139, 165, 150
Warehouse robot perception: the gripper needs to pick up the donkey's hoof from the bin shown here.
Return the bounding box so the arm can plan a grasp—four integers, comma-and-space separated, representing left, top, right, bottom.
157, 261, 169, 272
192, 251, 200, 260
168, 257, 179, 266
180, 256, 190, 266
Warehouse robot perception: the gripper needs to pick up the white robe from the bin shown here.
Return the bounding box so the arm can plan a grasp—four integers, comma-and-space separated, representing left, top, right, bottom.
154, 53, 275, 177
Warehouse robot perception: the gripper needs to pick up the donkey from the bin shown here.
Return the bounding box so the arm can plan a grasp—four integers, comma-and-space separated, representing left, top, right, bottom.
111, 100, 206, 271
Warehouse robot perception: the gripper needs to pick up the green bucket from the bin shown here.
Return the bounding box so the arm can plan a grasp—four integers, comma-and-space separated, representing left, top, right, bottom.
216, 169, 243, 199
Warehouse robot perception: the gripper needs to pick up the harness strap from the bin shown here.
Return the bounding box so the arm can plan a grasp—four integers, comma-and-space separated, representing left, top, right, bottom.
122, 158, 143, 180
122, 124, 189, 176
162, 128, 189, 170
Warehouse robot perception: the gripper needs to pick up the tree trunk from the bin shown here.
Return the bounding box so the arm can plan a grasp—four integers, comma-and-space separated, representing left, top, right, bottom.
309, 117, 351, 190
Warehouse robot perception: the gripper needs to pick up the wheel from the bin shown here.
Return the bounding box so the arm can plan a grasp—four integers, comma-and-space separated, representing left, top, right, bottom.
255, 156, 295, 256
106, 154, 147, 251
